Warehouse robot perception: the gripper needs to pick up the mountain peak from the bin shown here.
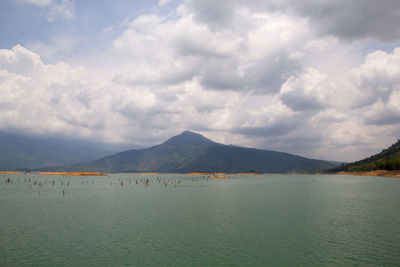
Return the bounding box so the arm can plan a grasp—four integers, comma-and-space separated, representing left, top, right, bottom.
161, 130, 218, 147
181, 130, 196, 135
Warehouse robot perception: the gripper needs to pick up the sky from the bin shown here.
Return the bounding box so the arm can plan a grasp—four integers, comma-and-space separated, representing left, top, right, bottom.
1, 0, 400, 162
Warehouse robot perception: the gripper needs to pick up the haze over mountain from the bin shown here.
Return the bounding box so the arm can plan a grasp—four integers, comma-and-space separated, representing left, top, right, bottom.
49, 131, 338, 173
0, 132, 138, 171
328, 139, 400, 172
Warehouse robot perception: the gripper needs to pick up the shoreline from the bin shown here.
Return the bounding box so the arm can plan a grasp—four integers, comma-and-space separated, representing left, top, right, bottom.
184, 172, 263, 178
1, 170, 399, 178
37, 172, 106, 176
334, 170, 400, 178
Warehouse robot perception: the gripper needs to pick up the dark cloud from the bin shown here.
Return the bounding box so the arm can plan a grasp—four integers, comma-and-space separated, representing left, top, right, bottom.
365, 108, 400, 125
183, 0, 236, 29
235, 125, 292, 137
113, 65, 199, 87
200, 59, 244, 90
234, 117, 302, 137
258, 135, 324, 157
183, 0, 400, 42
173, 34, 231, 59
58, 114, 105, 130
292, 0, 400, 42
280, 91, 325, 112
200, 54, 299, 93
245, 54, 300, 93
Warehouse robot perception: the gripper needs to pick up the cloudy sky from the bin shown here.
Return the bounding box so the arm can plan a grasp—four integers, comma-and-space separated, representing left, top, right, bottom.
1, 0, 400, 161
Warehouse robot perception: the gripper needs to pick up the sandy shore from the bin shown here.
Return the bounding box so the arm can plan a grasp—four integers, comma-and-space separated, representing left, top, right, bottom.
38, 172, 106, 176
131, 172, 159, 175
185, 172, 225, 175
231, 172, 263, 177
0, 171, 24, 174
336, 170, 400, 178
184, 172, 230, 178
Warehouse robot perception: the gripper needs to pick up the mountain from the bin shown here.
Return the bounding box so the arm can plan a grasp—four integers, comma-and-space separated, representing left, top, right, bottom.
0, 132, 138, 171
162, 130, 218, 147
328, 139, 400, 172
49, 130, 338, 173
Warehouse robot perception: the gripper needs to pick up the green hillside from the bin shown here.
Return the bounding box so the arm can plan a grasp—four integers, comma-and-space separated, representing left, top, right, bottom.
328, 139, 400, 172
48, 131, 338, 173
178, 146, 335, 173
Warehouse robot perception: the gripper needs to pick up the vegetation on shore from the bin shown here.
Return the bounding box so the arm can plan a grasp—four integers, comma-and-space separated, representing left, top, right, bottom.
328, 139, 400, 172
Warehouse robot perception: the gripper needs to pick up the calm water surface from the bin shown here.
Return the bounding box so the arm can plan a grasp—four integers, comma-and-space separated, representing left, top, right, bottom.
1, 173, 399, 266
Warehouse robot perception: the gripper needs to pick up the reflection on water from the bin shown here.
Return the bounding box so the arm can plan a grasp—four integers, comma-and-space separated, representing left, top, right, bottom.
1, 173, 399, 266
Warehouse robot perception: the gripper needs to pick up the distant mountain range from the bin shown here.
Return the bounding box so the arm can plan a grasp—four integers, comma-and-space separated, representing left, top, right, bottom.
328, 139, 400, 172
0, 132, 138, 171
46, 131, 338, 173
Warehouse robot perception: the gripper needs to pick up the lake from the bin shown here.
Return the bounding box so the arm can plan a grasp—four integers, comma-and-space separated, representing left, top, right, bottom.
1, 173, 399, 266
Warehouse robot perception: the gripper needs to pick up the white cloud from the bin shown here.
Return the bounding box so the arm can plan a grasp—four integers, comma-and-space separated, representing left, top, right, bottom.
350, 48, 400, 107
280, 68, 334, 112
0, 45, 105, 139
365, 92, 400, 125
158, 0, 172, 7
112, 10, 310, 93
46, 0, 75, 21
14, 0, 75, 21
15, 0, 53, 6
0, 45, 44, 75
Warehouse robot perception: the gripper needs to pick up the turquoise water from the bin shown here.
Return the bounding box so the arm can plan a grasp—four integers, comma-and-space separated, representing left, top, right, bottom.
1, 173, 399, 266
